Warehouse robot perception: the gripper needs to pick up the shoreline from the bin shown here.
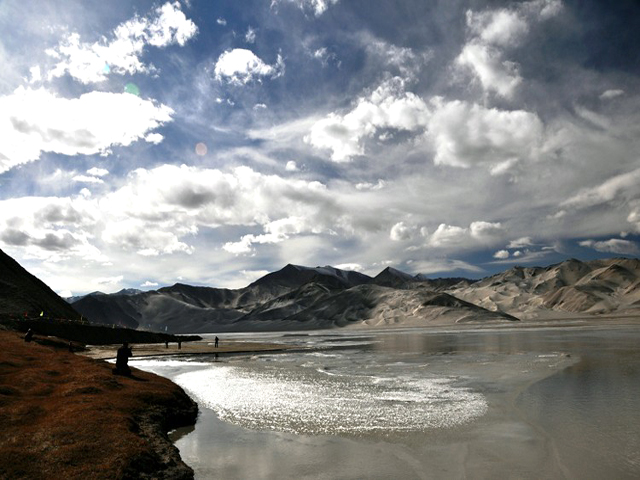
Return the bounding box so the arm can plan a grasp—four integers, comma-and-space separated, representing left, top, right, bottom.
81, 339, 302, 360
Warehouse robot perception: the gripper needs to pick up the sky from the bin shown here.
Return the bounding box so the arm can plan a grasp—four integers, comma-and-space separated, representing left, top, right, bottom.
1, 0, 640, 296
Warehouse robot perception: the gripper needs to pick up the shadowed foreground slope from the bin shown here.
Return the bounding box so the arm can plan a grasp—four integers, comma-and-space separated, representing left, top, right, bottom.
0, 330, 197, 480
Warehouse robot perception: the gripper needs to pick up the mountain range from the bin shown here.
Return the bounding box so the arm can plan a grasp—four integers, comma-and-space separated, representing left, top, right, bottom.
65, 258, 640, 333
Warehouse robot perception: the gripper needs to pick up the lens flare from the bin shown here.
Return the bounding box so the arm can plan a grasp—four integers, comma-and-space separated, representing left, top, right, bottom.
124, 83, 140, 96
195, 142, 208, 156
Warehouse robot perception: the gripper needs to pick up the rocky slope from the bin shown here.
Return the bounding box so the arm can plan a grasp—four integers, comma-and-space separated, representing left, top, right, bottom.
449, 257, 640, 318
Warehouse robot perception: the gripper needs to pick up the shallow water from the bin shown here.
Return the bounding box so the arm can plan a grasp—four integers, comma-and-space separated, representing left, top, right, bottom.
132, 325, 640, 479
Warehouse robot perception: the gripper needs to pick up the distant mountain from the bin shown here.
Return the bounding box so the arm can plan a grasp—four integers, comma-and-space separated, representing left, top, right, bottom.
68, 263, 509, 333
0, 248, 81, 320
449, 257, 640, 318
65, 257, 640, 333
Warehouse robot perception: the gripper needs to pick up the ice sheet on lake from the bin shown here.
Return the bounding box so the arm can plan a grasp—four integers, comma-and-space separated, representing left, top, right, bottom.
175, 363, 487, 435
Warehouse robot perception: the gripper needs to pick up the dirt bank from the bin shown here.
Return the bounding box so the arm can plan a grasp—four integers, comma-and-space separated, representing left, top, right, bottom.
0, 330, 198, 479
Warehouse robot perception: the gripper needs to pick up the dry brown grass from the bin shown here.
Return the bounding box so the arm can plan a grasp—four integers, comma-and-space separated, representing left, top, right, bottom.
0, 331, 197, 479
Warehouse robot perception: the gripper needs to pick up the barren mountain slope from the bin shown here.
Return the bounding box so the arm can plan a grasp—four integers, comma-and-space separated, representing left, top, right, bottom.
449, 258, 640, 317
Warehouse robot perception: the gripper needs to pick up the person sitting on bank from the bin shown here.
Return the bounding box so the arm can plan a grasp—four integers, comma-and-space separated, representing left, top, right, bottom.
24, 328, 34, 342
113, 342, 132, 376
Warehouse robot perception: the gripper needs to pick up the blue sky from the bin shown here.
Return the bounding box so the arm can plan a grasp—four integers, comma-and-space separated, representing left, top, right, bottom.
1, 0, 640, 295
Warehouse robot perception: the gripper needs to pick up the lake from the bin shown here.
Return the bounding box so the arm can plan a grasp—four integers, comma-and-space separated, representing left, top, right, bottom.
132, 324, 640, 479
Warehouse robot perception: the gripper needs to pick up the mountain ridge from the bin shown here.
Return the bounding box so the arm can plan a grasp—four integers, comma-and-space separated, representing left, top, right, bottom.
65, 256, 640, 333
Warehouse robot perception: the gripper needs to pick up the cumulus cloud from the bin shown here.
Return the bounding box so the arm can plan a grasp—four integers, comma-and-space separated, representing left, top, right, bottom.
390, 222, 414, 241
46, 2, 197, 84
427, 98, 543, 170
493, 249, 510, 259
214, 49, 284, 85
428, 224, 469, 247
456, 0, 562, 98
579, 238, 639, 255
508, 236, 533, 248
306, 77, 430, 162
100, 164, 341, 256
425, 221, 504, 248
141, 281, 159, 287
0, 196, 103, 262
285, 161, 299, 171
469, 221, 504, 240
0, 87, 173, 173
0, 164, 345, 262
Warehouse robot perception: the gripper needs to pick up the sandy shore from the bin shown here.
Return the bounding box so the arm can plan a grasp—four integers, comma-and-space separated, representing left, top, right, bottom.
82, 339, 299, 360
0, 330, 198, 480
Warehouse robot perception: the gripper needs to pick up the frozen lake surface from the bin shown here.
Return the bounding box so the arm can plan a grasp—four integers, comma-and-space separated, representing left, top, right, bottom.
132, 325, 640, 479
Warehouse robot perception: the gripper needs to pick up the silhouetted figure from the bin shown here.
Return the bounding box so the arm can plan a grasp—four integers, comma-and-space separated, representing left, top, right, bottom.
165, 341, 169, 349
178, 340, 182, 350
215, 336, 219, 348
114, 342, 132, 376
24, 328, 33, 342
68, 341, 74, 353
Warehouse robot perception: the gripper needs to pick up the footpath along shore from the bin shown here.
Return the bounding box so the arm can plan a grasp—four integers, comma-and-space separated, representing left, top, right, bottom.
82, 339, 300, 360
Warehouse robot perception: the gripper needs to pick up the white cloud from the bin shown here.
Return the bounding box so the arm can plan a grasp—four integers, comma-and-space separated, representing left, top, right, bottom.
562, 168, 640, 209
99, 164, 341, 256
508, 237, 533, 248
390, 222, 413, 241
355, 180, 386, 191
87, 167, 109, 177
600, 89, 625, 100
425, 221, 505, 249
334, 263, 364, 272
456, 0, 562, 98
456, 43, 522, 98
306, 77, 430, 162
245, 27, 257, 44
216, 18, 227, 26
428, 224, 469, 247
494, 249, 510, 259
579, 238, 639, 255
628, 206, 640, 232
72, 175, 104, 184
271, 0, 339, 17
95, 275, 124, 286
285, 161, 299, 171
408, 258, 485, 275
46, 2, 197, 84
214, 49, 284, 85
470, 221, 504, 239
466, 9, 529, 47
141, 280, 159, 287
427, 98, 543, 169
0, 87, 173, 173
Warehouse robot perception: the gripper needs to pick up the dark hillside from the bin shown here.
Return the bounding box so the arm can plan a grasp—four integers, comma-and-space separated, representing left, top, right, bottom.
0, 248, 81, 320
